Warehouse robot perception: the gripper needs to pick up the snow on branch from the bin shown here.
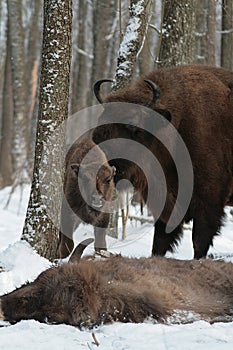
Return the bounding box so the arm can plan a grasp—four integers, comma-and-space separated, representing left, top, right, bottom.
113, 0, 151, 90
216, 28, 233, 34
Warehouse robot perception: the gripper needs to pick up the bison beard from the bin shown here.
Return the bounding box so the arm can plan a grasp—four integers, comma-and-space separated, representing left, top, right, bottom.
92, 65, 233, 259
1, 246, 233, 326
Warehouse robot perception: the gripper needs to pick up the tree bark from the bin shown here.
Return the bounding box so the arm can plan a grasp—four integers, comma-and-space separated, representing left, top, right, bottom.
206, 0, 216, 66
0, 26, 13, 188
22, 0, 72, 261
221, 0, 233, 69
25, 1, 43, 177
158, 0, 196, 67
7, 0, 28, 178
113, 0, 152, 90
195, 0, 216, 65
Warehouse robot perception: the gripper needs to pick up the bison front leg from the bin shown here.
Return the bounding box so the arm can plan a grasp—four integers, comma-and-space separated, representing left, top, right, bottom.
152, 220, 183, 256
94, 213, 110, 252
57, 198, 79, 259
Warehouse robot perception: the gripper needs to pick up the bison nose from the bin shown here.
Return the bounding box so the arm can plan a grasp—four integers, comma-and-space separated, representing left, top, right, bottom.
91, 194, 104, 209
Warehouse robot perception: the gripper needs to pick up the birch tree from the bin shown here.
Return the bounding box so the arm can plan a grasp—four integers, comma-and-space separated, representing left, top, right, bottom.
22, 0, 72, 261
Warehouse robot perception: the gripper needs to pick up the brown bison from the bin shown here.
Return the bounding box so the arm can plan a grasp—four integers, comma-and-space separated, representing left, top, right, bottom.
1, 240, 233, 326
57, 139, 115, 258
92, 65, 233, 259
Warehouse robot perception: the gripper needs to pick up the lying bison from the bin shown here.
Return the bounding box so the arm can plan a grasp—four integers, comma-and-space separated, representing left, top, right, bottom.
92, 65, 233, 259
2, 240, 233, 326
57, 139, 115, 258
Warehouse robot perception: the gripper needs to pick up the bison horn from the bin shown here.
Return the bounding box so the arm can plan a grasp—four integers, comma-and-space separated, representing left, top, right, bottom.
93, 79, 113, 104
144, 79, 160, 107
69, 238, 94, 263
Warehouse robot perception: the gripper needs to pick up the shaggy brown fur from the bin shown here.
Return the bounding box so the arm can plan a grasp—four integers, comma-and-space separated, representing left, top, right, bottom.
92, 65, 233, 259
2, 254, 233, 326
57, 139, 115, 258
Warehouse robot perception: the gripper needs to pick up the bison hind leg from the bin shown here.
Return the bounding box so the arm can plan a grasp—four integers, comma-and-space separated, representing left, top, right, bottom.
152, 220, 183, 256
192, 211, 224, 259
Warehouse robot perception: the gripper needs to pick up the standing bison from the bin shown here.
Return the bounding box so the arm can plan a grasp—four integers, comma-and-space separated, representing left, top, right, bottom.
92, 65, 233, 259
57, 139, 115, 258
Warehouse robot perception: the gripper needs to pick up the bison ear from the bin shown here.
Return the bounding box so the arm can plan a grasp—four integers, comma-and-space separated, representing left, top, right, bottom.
111, 166, 116, 176
155, 108, 172, 123
144, 108, 172, 132
71, 164, 79, 176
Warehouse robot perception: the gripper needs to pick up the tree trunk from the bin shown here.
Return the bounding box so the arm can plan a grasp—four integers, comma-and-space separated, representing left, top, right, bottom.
195, 0, 216, 65
0, 26, 13, 188
221, 0, 233, 69
92, 1, 113, 84
25, 1, 42, 122
113, 0, 152, 90
206, 0, 216, 66
7, 0, 28, 179
158, 0, 196, 67
22, 0, 72, 261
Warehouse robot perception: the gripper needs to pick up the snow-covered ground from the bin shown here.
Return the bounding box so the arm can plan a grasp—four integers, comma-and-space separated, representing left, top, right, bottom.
0, 185, 233, 350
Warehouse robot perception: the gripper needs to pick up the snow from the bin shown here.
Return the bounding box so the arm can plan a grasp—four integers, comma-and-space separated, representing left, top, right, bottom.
1, 185, 233, 349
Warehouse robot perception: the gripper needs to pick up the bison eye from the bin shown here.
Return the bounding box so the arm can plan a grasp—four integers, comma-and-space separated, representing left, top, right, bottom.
105, 176, 112, 184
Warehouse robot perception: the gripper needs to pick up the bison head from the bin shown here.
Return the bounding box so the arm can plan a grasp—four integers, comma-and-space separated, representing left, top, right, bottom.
70, 161, 116, 214
0, 239, 104, 328
92, 79, 172, 191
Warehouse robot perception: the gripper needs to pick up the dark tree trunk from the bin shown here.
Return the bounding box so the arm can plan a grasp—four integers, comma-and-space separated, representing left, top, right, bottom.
0, 24, 13, 188
221, 0, 233, 69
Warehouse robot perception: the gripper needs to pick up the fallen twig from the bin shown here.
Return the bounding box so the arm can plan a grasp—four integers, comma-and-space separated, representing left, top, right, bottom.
92, 332, 100, 346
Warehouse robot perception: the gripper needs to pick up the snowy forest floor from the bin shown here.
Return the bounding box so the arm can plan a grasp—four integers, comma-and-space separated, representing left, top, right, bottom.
0, 185, 233, 350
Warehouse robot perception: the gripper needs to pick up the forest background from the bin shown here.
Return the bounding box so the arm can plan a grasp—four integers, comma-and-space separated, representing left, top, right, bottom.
0, 0, 232, 260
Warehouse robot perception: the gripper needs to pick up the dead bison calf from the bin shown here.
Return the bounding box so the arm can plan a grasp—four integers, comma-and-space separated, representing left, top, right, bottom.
1, 244, 233, 326
57, 139, 115, 258
92, 65, 233, 259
